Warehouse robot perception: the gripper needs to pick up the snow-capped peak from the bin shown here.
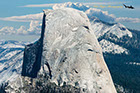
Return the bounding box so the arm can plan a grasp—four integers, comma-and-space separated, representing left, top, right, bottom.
53, 2, 90, 11
109, 23, 132, 38
90, 17, 132, 38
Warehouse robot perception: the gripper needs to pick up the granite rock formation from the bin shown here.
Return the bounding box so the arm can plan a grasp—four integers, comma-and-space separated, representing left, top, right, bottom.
6, 8, 116, 93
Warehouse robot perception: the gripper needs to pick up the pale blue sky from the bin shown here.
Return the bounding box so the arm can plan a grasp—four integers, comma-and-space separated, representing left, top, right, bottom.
0, 0, 139, 29
0, 0, 139, 41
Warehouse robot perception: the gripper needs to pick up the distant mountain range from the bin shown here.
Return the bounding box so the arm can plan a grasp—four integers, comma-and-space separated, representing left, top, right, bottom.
0, 6, 140, 92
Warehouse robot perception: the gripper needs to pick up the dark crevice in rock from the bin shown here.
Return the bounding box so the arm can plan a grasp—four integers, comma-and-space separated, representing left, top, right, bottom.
60, 56, 67, 63
0, 83, 8, 93
73, 69, 78, 74
60, 53, 68, 63
83, 26, 89, 30
83, 26, 90, 33
45, 62, 52, 79
87, 49, 100, 54
88, 49, 94, 52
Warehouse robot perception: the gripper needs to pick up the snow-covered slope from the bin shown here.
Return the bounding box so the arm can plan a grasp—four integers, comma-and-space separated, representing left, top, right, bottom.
99, 39, 128, 54
90, 17, 132, 38
89, 17, 132, 54
0, 41, 24, 85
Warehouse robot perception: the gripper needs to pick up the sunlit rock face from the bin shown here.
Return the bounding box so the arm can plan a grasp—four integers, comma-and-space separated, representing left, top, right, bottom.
41, 8, 116, 93
6, 8, 116, 93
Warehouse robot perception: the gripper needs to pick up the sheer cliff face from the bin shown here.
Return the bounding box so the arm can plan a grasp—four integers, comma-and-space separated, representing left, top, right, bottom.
6, 8, 116, 93
40, 8, 116, 93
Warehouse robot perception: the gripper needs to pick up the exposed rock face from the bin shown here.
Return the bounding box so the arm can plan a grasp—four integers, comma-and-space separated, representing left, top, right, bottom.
6, 8, 116, 93
21, 14, 46, 78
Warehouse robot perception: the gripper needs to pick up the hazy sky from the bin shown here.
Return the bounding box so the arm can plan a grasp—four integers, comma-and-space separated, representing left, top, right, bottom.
0, 0, 139, 41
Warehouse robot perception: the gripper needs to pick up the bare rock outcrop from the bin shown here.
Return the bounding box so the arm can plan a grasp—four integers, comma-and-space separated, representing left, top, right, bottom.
6, 8, 116, 93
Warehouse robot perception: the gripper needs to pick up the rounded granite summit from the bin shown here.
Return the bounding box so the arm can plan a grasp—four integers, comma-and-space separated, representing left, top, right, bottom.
5, 8, 117, 93
41, 8, 117, 93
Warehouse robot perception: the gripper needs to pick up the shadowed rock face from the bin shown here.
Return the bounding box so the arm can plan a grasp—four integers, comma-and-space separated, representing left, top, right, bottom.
21, 40, 42, 78
6, 8, 116, 93
21, 14, 46, 78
